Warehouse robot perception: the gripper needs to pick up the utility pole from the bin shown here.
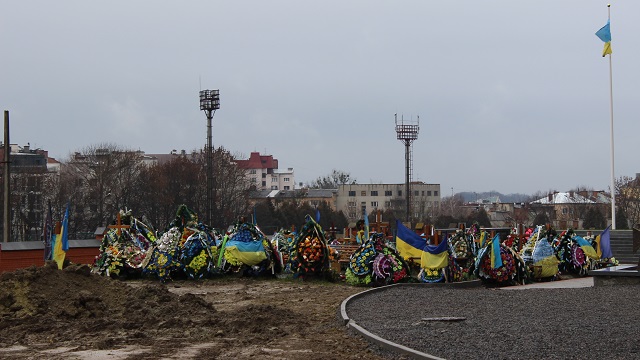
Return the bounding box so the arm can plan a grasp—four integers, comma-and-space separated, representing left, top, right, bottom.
3, 111, 10, 243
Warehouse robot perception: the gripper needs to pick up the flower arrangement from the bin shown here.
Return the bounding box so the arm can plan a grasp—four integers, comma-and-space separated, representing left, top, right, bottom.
349, 241, 376, 276
94, 205, 229, 281
448, 254, 475, 282
347, 233, 410, 286
345, 267, 372, 286
217, 221, 276, 276
143, 249, 182, 281
450, 231, 471, 259
479, 246, 516, 283
93, 210, 157, 278
419, 267, 444, 283
291, 215, 329, 276
180, 229, 218, 279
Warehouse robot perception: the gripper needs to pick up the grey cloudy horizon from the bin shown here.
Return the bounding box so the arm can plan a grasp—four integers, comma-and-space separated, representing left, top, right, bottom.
2, 1, 638, 196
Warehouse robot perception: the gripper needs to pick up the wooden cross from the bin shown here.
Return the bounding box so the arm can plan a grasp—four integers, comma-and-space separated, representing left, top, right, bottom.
108, 212, 130, 236
370, 210, 389, 235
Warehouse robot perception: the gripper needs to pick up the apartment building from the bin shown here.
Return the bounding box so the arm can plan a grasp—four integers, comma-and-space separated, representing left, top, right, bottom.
235, 152, 295, 191
335, 182, 441, 222
0, 144, 55, 241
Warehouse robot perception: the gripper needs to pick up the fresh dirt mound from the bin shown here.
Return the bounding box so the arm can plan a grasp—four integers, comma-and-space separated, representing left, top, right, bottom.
0, 264, 392, 359
0, 262, 216, 348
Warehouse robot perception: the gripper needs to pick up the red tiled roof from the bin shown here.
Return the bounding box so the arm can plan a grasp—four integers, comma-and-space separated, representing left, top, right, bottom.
236, 152, 278, 170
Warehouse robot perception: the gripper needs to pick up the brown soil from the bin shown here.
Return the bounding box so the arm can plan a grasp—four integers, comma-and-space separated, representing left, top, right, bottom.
0, 263, 391, 359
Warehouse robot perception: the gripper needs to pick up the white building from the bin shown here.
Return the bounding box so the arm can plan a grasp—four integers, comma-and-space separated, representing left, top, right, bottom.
235, 152, 295, 191
335, 182, 441, 221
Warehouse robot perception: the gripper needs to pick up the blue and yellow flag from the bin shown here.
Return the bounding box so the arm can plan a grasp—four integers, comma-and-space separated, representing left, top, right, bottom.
395, 219, 426, 260
490, 234, 503, 269
223, 239, 267, 266
476, 231, 487, 248
421, 237, 449, 269
575, 235, 598, 259
53, 204, 70, 269
596, 19, 612, 57
363, 209, 369, 241
595, 225, 613, 259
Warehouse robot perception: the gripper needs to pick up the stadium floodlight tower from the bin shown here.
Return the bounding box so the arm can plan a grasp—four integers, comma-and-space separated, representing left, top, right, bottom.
395, 114, 419, 223
199, 89, 220, 227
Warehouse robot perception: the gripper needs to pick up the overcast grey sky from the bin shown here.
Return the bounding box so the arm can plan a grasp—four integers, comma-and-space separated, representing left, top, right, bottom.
2, 1, 638, 195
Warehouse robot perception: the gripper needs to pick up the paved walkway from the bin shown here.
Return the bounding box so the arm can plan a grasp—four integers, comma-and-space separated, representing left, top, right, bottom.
500, 276, 594, 290
342, 276, 598, 359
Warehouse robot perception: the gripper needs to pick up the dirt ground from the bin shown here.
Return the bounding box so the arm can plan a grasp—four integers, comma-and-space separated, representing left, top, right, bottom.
0, 263, 393, 360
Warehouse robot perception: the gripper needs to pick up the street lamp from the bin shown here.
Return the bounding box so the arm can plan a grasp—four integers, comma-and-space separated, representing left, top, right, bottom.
199, 89, 220, 226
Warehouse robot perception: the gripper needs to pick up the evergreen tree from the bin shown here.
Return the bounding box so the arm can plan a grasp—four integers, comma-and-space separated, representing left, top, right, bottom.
532, 212, 550, 227
616, 209, 629, 229
467, 208, 492, 227
582, 207, 606, 229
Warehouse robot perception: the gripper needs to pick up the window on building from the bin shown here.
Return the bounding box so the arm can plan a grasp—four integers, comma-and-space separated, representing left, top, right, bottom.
385, 190, 392, 196
349, 212, 356, 219
434, 191, 438, 196
398, 190, 402, 196
250, 177, 256, 183
272, 177, 278, 182
262, 181, 266, 187
250, 169, 256, 174
284, 177, 290, 182
348, 201, 356, 207
361, 191, 366, 196
427, 191, 432, 196
562, 208, 568, 214
422, 191, 425, 196
371, 201, 378, 207
384, 201, 391, 207
271, 186, 278, 190
284, 186, 290, 190
348, 191, 356, 197
414, 190, 419, 196
371, 191, 378, 196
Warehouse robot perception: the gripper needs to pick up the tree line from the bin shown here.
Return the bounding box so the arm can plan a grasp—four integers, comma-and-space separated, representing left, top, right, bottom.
5, 142, 640, 241
40, 144, 353, 240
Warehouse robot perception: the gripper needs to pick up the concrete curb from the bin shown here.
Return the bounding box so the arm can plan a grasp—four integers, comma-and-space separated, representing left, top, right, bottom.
340, 280, 482, 359
346, 320, 445, 360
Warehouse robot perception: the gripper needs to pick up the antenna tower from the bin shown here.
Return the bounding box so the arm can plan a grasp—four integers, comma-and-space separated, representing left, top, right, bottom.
395, 114, 419, 223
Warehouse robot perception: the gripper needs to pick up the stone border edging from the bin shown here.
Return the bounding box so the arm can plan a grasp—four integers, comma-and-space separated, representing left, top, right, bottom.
340, 280, 482, 359
346, 320, 445, 360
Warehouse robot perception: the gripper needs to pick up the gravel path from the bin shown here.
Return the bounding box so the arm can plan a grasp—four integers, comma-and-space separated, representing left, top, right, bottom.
345, 283, 640, 359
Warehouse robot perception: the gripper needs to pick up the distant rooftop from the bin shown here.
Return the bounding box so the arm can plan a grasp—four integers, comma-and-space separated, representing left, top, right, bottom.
531, 192, 595, 204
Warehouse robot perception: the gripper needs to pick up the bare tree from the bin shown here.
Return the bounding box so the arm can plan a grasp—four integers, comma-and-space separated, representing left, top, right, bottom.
129, 154, 204, 229
61, 143, 143, 236
615, 175, 640, 229
214, 148, 251, 228
307, 170, 356, 189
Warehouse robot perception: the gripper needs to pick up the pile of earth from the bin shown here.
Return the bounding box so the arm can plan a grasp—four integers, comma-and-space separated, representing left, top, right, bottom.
0, 263, 393, 359
0, 262, 218, 346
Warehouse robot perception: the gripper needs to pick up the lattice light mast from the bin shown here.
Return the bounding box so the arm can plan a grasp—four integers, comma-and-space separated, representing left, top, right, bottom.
395, 114, 419, 223
199, 89, 220, 227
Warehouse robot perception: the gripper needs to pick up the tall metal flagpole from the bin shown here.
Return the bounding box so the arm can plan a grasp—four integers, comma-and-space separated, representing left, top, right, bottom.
606, 4, 616, 229
3, 111, 10, 243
